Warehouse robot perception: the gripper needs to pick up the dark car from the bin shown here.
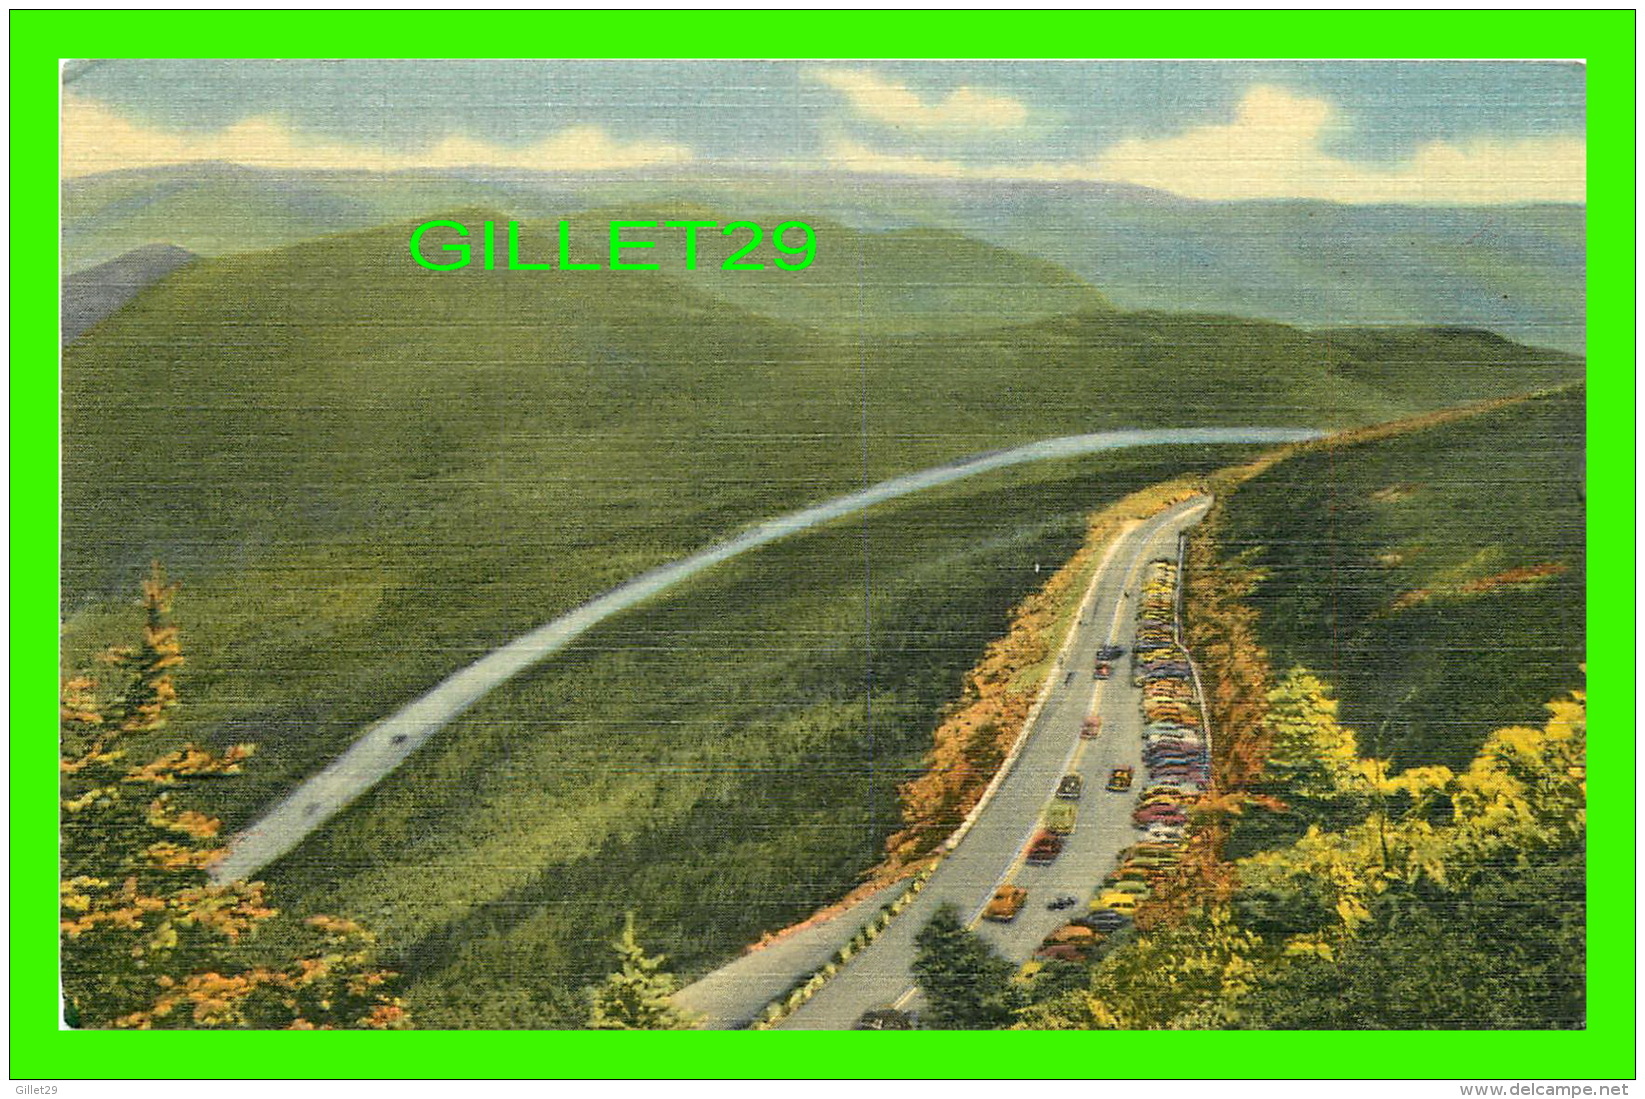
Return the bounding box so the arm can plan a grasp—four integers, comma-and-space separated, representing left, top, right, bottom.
855, 1008, 917, 1030
1056, 773, 1084, 800
1075, 909, 1130, 932
1034, 943, 1088, 964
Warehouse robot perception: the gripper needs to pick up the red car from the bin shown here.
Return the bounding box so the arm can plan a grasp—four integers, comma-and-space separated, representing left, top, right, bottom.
1133, 804, 1188, 826
1025, 830, 1064, 866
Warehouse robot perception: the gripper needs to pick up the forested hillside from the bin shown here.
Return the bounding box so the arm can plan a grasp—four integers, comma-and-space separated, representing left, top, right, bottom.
1013, 394, 1586, 1030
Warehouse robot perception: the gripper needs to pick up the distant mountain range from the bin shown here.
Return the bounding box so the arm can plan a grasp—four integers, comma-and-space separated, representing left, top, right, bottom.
62, 163, 1585, 352
61, 242, 196, 344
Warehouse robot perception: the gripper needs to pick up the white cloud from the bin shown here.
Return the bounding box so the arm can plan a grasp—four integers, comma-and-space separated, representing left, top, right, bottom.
1093, 85, 1585, 204
811, 68, 1028, 131
825, 138, 1089, 182
60, 94, 694, 177
825, 85, 1585, 205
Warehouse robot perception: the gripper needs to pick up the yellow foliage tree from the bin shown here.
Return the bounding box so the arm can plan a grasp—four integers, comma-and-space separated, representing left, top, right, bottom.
1238, 676, 1584, 951
60, 565, 410, 1030
1263, 669, 1363, 800
1052, 905, 1263, 1029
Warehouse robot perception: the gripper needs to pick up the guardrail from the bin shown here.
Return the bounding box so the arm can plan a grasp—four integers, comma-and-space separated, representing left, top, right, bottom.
1175, 529, 1215, 767
748, 864, 936, 1030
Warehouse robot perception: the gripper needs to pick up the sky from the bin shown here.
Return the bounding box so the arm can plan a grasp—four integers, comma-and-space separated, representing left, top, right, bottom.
61, 60, 1587, 203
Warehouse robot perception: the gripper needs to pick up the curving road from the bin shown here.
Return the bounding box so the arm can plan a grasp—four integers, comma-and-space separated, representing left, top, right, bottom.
778, 494, 1211, 1029
672, 881, 906, 1029
212, 428, 1318, 883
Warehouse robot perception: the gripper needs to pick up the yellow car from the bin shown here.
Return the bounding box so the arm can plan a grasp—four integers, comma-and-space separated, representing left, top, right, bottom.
984, 885, 1029, 923
1091, 891, 1139, 914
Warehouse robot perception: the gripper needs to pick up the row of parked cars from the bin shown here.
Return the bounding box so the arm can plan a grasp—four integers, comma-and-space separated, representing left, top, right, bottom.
1130, 560, 1210, 804
1030, 559, 1205, 964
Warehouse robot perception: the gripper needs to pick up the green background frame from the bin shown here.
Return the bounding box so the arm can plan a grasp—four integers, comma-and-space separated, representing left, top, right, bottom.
11, 9, 1635, 1081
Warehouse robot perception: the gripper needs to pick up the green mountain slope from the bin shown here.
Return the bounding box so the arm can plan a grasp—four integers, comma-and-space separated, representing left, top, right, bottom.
1210, 386, 1586, 771
268, 447, 1251, 1027
60, 218, 1585, 1025
62, 219, 1582, 829
63, 164, 1588, 353
1318, 326, 1587, 409
550, 204, 1114, 334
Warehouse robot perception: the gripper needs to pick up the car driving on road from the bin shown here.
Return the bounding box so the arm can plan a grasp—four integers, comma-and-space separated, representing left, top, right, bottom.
1043, 802, 1078, 835
1025, 831, 1064, 866
983, 885, 1029, 922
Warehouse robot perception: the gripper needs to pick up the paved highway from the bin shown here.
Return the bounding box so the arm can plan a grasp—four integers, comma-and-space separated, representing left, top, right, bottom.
779, 495, 1211, 1029
212, 431, 1314, 882
673, 882, 904, 1029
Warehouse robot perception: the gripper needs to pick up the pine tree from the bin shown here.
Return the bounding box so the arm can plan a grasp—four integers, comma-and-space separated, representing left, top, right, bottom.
115, 561, 185, 733
911, 904, 1025, 1029
59, 569, 409, 1029
587, 912, 698, 1030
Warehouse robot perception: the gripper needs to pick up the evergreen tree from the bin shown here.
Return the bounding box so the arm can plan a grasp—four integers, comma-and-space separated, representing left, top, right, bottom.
911, 904, 1025, 1029
115, 561, 186, 733
587, 912, 698, 1030
60, 570, 409, 1029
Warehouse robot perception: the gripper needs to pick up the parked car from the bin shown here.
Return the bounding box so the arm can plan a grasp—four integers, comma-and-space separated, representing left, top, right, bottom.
983, 885, 1029, 922
1092, 891, 1139, 914
1107, 766, 1134, 792
1056, 773, 1084, 800
1075, 909, 1130, 932
1133, 803, 1188, 826
1035, 924, 1098, 961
